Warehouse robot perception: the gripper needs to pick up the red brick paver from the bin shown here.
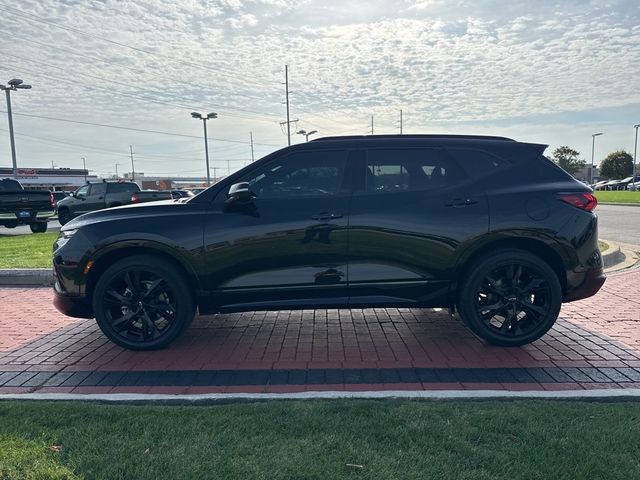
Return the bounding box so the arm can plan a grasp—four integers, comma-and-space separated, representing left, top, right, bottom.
0, 268, 638, 393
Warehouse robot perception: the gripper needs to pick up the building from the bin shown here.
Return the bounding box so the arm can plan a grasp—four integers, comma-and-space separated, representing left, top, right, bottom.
0, 167, 97, 191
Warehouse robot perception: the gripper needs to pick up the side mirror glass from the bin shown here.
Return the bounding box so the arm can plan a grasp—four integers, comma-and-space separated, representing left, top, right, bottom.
227, 182, 254, 203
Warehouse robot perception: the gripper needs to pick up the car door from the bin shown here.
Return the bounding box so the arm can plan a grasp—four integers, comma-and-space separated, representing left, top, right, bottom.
71, 185, 91, 215
347, 147, 489, 307
83, 183, 107, 212
200, 148, 352, 312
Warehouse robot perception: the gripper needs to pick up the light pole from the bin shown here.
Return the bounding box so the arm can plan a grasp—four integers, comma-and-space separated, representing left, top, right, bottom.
81, 157, 87, 183
191, 112, 218, 185
296, 129, 318, 142
590, 132, 603, 184
1, 79, 32, 178
633, 124, 639, 186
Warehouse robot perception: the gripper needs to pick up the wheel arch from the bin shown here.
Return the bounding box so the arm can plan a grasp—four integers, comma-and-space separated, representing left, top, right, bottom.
85, 242, 200, 306
455, 236, 568, 295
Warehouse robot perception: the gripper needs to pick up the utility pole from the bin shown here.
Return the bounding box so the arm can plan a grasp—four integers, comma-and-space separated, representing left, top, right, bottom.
1, 79, 32, 179
115, 163, 120, 179
590, 132, 603, 184
51, 160, 55, 169
129, 145, 136, 183
285, 65, 291, 145
81, 157, 87, 183
633, 124, 639, 184
400, 109, 403, 135
250, 132, 255, 162
370, 115, 374, 135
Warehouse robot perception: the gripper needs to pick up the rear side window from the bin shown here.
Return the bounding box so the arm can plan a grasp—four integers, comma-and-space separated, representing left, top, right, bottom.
445, 148, 508, 179
88, 183, 106, 196
364, 148, 453, 194
108, 183, 137, 193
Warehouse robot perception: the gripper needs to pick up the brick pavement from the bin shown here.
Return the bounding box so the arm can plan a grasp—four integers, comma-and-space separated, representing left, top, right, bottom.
0, 268, 638, 394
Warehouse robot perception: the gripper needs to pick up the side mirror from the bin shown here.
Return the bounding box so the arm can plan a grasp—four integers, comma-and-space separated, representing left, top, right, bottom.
69, 192, 75, 197
227, 182, 254, 203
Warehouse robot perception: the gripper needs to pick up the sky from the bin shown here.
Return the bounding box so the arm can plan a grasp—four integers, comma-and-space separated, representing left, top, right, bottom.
0, 0, 639, 179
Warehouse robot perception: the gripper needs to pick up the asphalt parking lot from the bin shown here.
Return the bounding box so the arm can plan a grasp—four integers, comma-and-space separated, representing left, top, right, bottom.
0, 267, 638, 394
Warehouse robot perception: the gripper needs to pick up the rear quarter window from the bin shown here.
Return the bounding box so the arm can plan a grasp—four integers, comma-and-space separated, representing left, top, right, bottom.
445, 148, 509, 179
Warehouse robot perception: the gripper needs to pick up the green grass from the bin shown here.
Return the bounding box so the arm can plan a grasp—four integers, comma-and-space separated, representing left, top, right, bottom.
594, 191, 640, 204
0, 232, 57, 268
1, 400, 639, 479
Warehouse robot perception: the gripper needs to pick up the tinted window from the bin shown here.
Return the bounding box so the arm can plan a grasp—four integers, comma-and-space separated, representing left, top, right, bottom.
365, 148, 452, 194
108, 183, 138, 193
239, 150, 348, 199
445, 148, 508, 179
89, 183, 106, 196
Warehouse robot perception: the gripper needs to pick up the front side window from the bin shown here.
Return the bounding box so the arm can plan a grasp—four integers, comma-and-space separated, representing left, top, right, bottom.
75, 185, 89, 199
365, 148, 451, 194
238, 150, 348, 199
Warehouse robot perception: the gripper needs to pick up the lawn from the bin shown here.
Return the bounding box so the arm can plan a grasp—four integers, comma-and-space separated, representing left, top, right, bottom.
1, 400, 639, 480
594, 191, 640, 204
0, 232, 57, 268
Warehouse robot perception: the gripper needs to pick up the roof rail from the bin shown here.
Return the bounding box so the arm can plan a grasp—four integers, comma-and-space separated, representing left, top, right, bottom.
311, 134, 516, 142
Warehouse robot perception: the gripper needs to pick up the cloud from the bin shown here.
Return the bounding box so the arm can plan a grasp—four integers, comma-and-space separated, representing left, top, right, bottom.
0, 0, 638, 175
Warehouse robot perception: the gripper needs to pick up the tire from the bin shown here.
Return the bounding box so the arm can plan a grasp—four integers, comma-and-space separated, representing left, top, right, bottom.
92, 255, 195, 350
29, 222, 48, 233
58, 208, 71, 226
457, 249, 562, 347
3, 222, 17, 229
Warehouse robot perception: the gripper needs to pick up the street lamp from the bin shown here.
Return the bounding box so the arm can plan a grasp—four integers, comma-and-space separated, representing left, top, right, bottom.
633, 124, 639, 187
590, 132, 603, 184
1, 79, 32, 179
191, 112, 218, 185
296, 129, 318, 142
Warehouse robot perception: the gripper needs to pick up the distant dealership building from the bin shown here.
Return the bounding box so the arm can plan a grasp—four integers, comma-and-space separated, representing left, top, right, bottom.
0, 167, 97, 191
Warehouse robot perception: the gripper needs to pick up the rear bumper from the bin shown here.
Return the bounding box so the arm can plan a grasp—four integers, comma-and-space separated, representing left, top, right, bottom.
564, 267, 606, 302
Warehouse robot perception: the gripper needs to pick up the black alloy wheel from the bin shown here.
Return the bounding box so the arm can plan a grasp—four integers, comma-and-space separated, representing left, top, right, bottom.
93, 255, 195, 350
458, 250, 562, 346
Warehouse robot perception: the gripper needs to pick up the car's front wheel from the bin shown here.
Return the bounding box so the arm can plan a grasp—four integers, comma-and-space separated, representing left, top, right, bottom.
92, 255, 195, 350
29, 221, 47, 233
57, 208, 71, 226
457, 250, 562, 347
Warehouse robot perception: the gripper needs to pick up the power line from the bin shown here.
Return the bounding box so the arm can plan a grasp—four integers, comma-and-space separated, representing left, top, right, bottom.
0, 110, 283, 147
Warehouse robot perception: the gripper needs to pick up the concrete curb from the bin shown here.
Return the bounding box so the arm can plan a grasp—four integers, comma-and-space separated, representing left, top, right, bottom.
2, 389, 640, 404
0, 268, 54, 286
599, 202, 640, 207
602, 240, 640, 272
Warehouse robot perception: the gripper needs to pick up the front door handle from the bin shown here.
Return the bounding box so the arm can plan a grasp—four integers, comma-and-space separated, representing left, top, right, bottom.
311, 212, 343, 221
445, 198, 478, 208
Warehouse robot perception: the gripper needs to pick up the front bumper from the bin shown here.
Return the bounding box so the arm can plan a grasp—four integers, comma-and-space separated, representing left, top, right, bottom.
53, 280, 93, 319
564, 267, 606, 302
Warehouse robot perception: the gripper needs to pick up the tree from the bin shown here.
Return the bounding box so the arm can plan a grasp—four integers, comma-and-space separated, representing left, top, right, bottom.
551, 146, 585, 176
599, 150, 634, 179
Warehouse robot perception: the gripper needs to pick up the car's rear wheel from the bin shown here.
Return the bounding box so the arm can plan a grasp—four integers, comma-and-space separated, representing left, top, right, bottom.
92, 255, 195, 350
58, 208, 71, 226
457, 250, 562, 347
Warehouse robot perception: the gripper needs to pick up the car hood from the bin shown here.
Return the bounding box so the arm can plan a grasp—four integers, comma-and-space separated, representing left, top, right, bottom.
62, 199, 187, 231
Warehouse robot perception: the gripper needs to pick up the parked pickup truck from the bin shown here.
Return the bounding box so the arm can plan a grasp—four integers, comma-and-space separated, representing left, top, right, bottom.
0, 178, 54, 233
56, 181, 173, 225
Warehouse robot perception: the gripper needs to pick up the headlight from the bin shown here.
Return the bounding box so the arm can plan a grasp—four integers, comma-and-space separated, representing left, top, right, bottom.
54, 229, 78, 251
61, 229, 78, 239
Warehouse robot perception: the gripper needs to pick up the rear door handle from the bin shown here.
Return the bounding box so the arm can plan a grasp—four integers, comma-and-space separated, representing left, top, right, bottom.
311, 212, 343, 221
445, 197, 478, 208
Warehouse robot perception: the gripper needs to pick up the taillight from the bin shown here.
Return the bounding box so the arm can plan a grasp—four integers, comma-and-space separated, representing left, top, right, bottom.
131, 193, 139, 203
557, 192, 598, 212
50, 192, 55, 207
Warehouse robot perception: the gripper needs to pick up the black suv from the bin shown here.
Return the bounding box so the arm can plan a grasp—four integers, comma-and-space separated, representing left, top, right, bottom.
53, 135, 605, 350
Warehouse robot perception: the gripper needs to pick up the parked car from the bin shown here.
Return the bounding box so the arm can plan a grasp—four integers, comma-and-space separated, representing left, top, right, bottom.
592, 180, 609, 190
52, 191, 70, 209
170, 189, 194, 199
0, 178, 54, 233
617, 176, 640, 191
628, 180, 640, 191
53, 134, 605, 350
56, 181, 173, 225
